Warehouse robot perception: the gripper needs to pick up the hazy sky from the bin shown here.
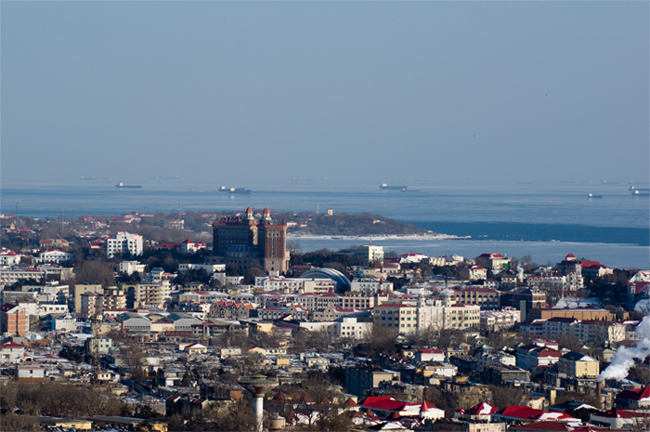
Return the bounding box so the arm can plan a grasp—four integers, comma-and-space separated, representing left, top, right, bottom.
2, 1, 648, 187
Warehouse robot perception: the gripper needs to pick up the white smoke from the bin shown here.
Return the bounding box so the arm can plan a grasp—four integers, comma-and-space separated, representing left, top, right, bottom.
634, 299, 650, 313
598, 314, 650, 382
517, 263, 524, 282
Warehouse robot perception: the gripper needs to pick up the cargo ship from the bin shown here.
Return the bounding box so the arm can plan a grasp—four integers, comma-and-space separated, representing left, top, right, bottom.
380, 183, 408, 191
219, 186, 252, 195
115, 183, 142, 189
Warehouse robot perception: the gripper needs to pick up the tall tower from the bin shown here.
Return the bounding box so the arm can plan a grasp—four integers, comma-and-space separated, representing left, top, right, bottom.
240, 374, 279, 432
259, 209, 289, 273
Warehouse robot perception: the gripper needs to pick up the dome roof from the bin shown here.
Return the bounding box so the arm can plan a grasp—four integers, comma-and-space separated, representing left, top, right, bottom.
301, 268, 351, 293
226, 244, 251, 252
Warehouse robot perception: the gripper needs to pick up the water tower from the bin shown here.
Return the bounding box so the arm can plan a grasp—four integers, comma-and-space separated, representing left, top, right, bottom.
239, 374, 279, 432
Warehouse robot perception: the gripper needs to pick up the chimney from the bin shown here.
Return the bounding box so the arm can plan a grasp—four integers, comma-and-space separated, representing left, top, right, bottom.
596, 381, 602, 398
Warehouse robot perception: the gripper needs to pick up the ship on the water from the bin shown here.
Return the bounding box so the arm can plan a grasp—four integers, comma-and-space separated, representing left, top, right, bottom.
219, 186, 252, 195
380, 183, 408, 191
587, 193, 603, 199
115, 183, 142, 189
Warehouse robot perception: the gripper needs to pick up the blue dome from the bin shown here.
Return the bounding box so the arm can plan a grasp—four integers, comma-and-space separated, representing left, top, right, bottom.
226, 244, 251, 252
301, 268, 351, 293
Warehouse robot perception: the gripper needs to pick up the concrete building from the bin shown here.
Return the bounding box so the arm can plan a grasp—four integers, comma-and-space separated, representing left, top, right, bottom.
0, 341, 25, 364
106, 231, 143, 258
557, 352, 599, 378
37, 249, 75, 264
73, 284, 103, 313
480, 308, 521, 331
476, 253, 512, 271
443, 303, 481, 330
454, 287, 500, 310
117, 260, 146, 275
373, 303, 418, 334
0, 303, 28, 336
468, 265, 488, 281
357, 245, 384, 263
350, 278, 393, 296
120, 312, 151, 332
329, 316, 372, 339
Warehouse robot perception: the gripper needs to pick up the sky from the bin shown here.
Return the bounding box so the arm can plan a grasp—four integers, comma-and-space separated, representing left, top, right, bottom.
1, 1, 648, 187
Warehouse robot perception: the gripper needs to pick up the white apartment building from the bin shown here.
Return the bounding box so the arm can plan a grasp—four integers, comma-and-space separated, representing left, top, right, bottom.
117, 261, 146, 275
0, 266, 45, 285
373, 297, 480, 334
350, 278, 393, 296
480, 308, 521, 331
443, 303, 481, 330
358, 245, 384, 263
106, 231, 143, 258
261, 276, 336, 294
178, 263, 226, 274
329, 316, 372, 339
37, 250, 75, 264
0, 249, 22, 265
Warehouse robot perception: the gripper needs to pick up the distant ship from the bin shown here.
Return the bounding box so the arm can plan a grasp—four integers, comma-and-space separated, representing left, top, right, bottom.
401, 188, 421, 193
115, 183, 142, 189
219, 186, 251, 195
631, 189, 650, 196
587, 193, 603, 199
380, 183, 408, 191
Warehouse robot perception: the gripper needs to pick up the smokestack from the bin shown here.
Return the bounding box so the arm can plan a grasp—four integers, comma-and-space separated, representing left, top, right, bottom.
596, 381, 602, 398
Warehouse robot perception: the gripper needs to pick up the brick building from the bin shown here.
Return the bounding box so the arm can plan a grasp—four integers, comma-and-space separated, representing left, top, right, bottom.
211, 207, 290, 273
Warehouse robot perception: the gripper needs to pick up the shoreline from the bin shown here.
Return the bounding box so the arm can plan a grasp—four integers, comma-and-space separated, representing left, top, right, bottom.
287, 233, 470, 241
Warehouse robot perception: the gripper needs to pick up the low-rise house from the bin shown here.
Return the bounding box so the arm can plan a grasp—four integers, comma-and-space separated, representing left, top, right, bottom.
590, 409, 650, 429
415, 348, 445, 363
37, 249, 75, 264
615, 385, 650, 410
557, 352, 599, 378
454, 402, 498, 422
359, 396, 445, 420
516, 343, 562, 370
476, 253, 512, 271
468, 265, 488, 281
15, 365, 47, 382
491, 406, 577, 424
0, 341, 25, 364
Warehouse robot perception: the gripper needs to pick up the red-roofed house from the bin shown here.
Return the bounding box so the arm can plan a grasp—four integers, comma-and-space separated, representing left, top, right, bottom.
455, 401, 497, 421
590, 408, 650, 429
476, 253, 512, 271
416, 348, 445, 363
615, 385, 650, 410
516, 344, 562, 370
360, 396, 444, 420
492, 406, 577, 424
0, 341, 25, 364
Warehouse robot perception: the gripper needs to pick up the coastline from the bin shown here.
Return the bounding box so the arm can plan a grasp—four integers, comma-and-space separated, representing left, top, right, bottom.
290, 236, 650, 270
287, 232, 470, 241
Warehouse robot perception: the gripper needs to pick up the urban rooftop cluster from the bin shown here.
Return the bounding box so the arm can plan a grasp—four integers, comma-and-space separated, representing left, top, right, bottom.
0, 208, 649, 432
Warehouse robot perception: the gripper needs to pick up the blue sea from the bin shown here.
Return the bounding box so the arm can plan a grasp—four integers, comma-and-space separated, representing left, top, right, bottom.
1, 181, 648, 269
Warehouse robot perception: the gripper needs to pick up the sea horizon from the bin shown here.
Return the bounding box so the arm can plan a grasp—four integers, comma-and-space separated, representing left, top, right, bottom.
1, 181, 648, 269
